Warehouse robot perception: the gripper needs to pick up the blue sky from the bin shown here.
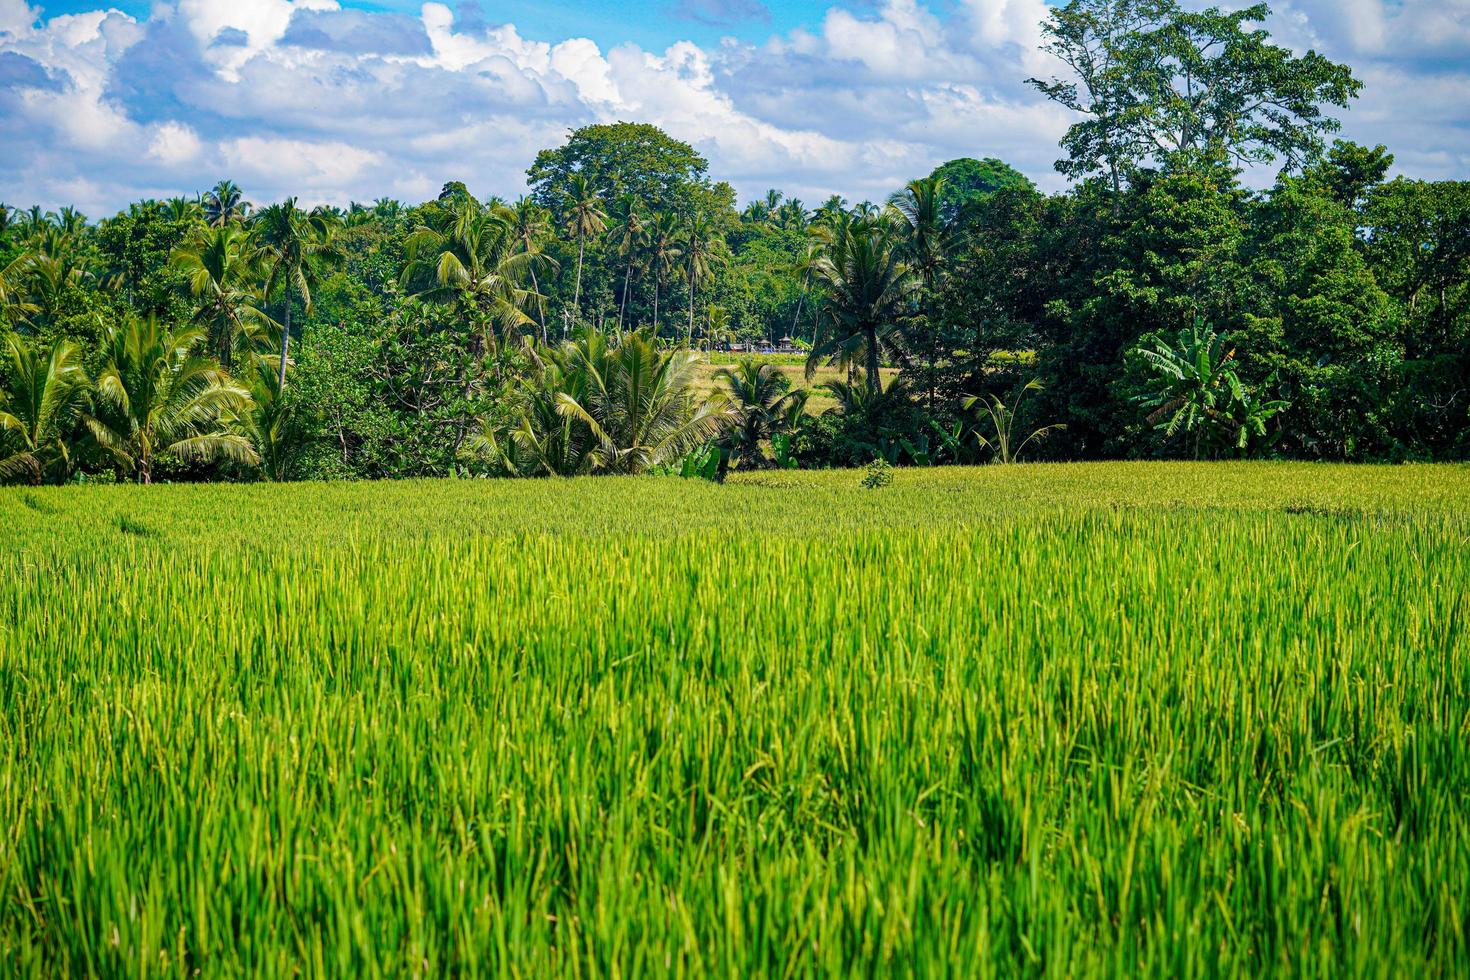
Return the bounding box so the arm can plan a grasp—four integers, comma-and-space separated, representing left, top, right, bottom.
1, 0, 1466, 215
28, 0, 859, 51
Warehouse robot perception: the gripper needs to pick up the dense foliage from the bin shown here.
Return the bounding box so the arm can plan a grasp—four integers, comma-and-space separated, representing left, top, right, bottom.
1, 1, 1466, 484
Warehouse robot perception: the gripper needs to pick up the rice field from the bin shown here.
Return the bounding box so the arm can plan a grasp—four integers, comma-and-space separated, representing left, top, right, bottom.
1, 463, 1468, 977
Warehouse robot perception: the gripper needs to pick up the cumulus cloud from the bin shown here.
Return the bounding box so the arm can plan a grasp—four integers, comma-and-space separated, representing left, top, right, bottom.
0, 0, 1464, 216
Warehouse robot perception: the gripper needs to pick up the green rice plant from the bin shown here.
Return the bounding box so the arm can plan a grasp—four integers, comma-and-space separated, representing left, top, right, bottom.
0, 463, 1467, 977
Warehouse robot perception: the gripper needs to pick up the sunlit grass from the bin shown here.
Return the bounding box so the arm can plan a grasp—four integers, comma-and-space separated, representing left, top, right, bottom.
1, 463, 1467, 976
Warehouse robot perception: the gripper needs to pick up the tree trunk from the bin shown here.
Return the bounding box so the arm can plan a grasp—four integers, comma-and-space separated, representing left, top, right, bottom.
277, 283, 292, 389
619, 262, 632, 335
573, 236, 585, 312
687, 274, 696, 349
865, 324, 881, 394
653, 278, 660, 334
530, 265, 547, 344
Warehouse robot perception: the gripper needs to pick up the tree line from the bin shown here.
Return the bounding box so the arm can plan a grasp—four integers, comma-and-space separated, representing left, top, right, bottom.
1, 0, 1466, 484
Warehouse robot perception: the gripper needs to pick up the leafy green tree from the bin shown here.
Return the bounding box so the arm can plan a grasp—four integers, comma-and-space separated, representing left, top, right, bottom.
646, 212, 683, 335
608, 195, 647, 334
256, 199, 345, 387
86, 316, 258, 483
0, 334, 90, 484
1030, 0, 1360, 188
927, 158, 1035, 221
556, 329, 735, 474
889, 176, 957, 406
528, 123, 712, 223
0, 255, 38, 329
402, 199, 545, 352
509, 198, 555, 341
226, 357, 300, 481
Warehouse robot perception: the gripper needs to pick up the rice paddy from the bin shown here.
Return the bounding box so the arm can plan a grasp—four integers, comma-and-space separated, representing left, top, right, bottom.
1, 463, 1468, 976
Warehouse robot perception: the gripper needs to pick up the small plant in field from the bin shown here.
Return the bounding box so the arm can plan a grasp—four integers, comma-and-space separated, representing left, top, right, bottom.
862, 456, 893, 489
964, 378, 1065, 464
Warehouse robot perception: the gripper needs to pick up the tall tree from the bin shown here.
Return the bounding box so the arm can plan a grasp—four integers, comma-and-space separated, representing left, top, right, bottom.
510, 198, 555, 341
807, 216, 919, 394
564, 175, 608, 314
255, 199, 345, 388
170, 223, 272, 368
683, 214, 726, 349
889, 176, 957, 406
1029, 0, 1360, 188
647, 212, 682, 335
402, 199, 546, 353
203, 180, 250, 227
608, 195, 647, 334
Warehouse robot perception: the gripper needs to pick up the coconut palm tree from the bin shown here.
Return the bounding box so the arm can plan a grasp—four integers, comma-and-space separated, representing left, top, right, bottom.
0, 253, 39, 329
806, 215, 919, 394
714, 358, 807, 469
0, 334, 90, 484
556, 328, 736, 474
255, 199, 345, 387
170, 223, 273, 368
889, 176, 956, 406
608, 195, 648, 335
564, 175, 607, 313
87, 316, 258, 483
646, 212, 682, 335
226, 357, 298, 481
683, 214, 727, 349
402, 198, 546, 353
510, 198, 556, 341
203, 180, 249, 226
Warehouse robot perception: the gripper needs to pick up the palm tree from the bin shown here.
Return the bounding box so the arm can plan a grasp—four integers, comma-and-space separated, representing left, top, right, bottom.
203, 180, 249, 226
0, 253, 38, 329
646, 212, 682, 335
0, 334, 90, 484
480, 343, 597, 477
705, 304, 734, 352
608, 195, 647, 335
556, 329, 736, 474
509, 198, 555, 341
170, 223, 272, 368
564, 175, 608, 313
714, 358, 807, 469
87, 316, 258, 484
807, 215, 919, 394
889, 176, 956, 406
683, 214, 727, 349
165, 197, 204, 224
402, 198, 546, 353
226, 357, 298, 481
256, 199, 345, 388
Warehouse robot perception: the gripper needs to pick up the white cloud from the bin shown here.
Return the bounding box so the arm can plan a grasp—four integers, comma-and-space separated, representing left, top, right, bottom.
0, 0, 1464, 216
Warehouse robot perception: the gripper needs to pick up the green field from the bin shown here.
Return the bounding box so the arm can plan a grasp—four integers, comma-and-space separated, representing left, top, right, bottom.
2, 464, 1468, 976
